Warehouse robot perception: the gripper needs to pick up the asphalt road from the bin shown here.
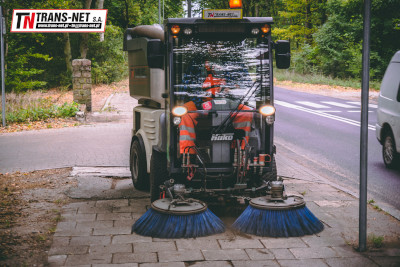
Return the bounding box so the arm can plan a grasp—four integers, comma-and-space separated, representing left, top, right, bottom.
0, 123, 131, 173
274, 86, 400, 211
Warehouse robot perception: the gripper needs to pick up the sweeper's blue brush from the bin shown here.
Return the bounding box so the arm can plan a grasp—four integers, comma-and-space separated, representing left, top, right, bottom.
233, 181, 324, 237
132, 198, 225, 238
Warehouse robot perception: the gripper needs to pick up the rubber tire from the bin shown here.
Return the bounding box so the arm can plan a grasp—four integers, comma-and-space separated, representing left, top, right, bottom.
150, 149, 168, 202
382, 131, 400, 169
130, 139, 149, 191
263, 155, 278, 181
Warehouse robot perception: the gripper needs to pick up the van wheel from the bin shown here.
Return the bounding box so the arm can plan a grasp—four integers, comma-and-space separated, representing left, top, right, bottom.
383, 132, 399, 168
150, 149, 168, 202
130, 139, 149, 190
262, 156, 277, 181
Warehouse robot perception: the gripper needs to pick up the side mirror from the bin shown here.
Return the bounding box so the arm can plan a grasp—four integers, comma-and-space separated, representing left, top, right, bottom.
275, 40, 291, 69
147, 40, 164, 69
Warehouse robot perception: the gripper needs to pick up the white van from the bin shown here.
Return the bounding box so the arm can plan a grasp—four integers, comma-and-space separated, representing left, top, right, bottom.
376, 51, 400, 168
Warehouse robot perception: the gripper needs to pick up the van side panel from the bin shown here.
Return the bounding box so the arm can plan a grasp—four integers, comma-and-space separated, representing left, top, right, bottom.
377, 60, 400, 152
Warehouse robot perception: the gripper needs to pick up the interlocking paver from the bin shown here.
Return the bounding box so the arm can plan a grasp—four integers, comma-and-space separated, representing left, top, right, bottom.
260, 237, 307, 249
93, 226, 131, 235
139, 263, 185, 267
289, 247, 338, 259
112, 252, 157, 264
97, 212, 132, 221
325, 257, 379, 267
158, 250, 204, 262
93, 264, 138, 267
176, 239, 220, 250
112, 234, 152, 244
76, 220, 114, 230
54, 227, 92, 237
49, 245, 89, 256
61, 213, 96, 222
232, 260, 280, 267
70, 235, 111, 246
89, 244, 132, 254
301, 234, 345, 247
65, 253, 112, 266
202, 249, 249, 260
278, 259, 329, 267
48, 255, 67, 267
133, 241, 176, 252
218, 239, 264, 249
190, 261, 232, 267
245, 248, 275, 260
269, 248, 295, 259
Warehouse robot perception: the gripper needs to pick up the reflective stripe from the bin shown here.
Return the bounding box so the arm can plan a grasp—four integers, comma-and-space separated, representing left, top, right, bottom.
233, 121, 251, 128
180, 125, 196, 133
180, 135, 196, 141
180, 130, 196, 139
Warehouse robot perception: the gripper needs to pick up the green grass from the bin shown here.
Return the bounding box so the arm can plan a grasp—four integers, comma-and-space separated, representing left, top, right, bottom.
275, 69, 381, 91
368, 234, 384, 248
0, 92, 79, 124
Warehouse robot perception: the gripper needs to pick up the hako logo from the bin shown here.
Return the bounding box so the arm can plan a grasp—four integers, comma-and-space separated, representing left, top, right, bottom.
211, 133, 234, 141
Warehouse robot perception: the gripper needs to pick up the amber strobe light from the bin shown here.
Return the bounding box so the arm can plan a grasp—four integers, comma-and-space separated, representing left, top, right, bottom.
171, 25, 180, 35
261, 24, 270, 33
229, 0, 242, 8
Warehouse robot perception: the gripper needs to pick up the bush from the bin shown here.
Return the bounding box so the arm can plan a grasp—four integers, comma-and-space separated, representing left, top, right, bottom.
0, 92, 79, 124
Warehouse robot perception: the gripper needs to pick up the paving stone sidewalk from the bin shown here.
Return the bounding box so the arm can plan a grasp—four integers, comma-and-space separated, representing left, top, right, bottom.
48, 165, 400, 267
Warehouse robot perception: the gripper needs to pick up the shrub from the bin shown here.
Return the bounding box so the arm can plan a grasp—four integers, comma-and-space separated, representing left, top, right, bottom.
0, 92, 79, 124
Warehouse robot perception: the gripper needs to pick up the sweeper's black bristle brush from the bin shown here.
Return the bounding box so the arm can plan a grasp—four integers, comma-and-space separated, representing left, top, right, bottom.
232, 180, 324, 237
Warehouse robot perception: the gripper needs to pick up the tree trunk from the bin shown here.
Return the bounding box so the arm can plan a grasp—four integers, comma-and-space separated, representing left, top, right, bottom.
80, 0, 93, 59
305, 0, 313, 44
97, 0, 105, 42
63, 33, 72, 73
124, 0, 129, 28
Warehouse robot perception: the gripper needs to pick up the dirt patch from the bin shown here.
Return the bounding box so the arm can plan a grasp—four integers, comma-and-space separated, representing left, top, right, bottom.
0, 168, 76, 266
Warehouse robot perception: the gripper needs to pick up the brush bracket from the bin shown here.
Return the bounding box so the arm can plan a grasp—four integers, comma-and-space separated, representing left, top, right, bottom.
250, 195, 305, 210
151, 198, 208, 215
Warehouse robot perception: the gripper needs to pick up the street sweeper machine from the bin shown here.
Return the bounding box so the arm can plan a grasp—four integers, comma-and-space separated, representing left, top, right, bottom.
125, 4, 324, 238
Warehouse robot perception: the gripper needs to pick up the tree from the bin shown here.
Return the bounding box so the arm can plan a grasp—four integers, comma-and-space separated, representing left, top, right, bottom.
275, 0, 327, 46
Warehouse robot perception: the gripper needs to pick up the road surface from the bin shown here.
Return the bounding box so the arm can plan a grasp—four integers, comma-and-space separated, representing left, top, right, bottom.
274, 86, 400, 211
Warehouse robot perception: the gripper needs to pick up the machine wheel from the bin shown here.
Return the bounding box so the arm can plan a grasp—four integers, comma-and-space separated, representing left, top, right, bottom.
382, 131, 399, 169
150, 148, 168, 202
130, 139, 149, 190
263, 156, 277, 181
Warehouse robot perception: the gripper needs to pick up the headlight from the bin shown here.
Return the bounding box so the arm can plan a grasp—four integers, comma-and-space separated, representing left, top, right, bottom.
251, 28, 260, 35
183, 27, 192, 35
173, 117, 181, 125
172, 106, 187, 116
259, 105, 275, 116
266, 115, 275, 125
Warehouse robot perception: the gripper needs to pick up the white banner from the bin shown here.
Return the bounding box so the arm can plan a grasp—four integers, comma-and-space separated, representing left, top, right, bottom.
11, 9, 107, 33
203, 9, 243, 20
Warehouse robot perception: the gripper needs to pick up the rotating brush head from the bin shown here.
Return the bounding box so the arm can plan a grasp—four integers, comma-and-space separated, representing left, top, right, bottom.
132, 198, 225, 238
232, 181, 324, 237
